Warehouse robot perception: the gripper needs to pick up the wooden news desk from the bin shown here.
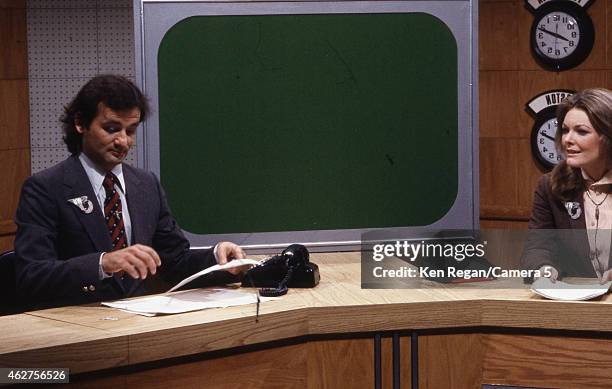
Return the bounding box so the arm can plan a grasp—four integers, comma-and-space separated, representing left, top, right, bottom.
2, 253, 612, 388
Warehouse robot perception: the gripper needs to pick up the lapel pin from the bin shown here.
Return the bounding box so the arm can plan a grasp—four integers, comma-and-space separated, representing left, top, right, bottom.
68, 196, 94, 214
564, 201, 582, 220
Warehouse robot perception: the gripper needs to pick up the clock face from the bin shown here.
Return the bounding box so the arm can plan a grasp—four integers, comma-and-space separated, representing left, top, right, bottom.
534, 11, 579, 60
530, 2, 594, 71
535, 117, 563, 167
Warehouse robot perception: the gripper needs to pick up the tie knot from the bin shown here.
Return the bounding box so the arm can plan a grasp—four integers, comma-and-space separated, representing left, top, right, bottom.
103, 172, 119, 192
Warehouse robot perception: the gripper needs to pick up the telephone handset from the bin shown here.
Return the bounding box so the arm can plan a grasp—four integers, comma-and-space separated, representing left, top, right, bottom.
241, 244, 320, 297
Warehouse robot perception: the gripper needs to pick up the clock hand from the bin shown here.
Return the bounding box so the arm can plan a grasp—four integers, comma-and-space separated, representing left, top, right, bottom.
538, 27, 570, 42
541, 133, 555, 141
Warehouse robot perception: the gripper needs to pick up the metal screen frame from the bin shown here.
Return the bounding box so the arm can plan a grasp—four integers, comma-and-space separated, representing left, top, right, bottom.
134, 0, 479, 251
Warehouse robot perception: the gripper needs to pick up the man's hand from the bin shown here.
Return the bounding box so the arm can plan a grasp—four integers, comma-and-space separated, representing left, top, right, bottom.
215, 241, 247, 275
600, 269, 612, 284
537, 265, 559, 283
101, 244, 161, 279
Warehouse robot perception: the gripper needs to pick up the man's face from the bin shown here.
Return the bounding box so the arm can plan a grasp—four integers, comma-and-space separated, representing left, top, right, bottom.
76, 103, 141, 172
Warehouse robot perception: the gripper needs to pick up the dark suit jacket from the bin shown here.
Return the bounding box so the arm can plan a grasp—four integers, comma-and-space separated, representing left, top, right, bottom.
14, 155, 219, 309
521, 173, 599, 279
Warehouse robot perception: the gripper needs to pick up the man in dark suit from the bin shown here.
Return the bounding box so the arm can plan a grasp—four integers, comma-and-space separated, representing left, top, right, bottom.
14, 75, 245, 309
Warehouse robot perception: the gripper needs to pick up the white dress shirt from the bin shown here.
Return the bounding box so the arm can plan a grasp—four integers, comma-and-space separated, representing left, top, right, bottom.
79, 153, 220, 280
79, 153, 133, 279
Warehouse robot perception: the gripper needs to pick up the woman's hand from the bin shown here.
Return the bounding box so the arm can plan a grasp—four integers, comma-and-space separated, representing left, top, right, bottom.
599, 269, 612, 284
537, 265, 559, 283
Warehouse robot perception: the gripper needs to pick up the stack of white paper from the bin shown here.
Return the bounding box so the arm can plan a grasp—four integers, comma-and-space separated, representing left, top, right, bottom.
167, 258, 261, 292
531, 277, 612, 301
102, 258, 271, 316
103, 288, 267, 316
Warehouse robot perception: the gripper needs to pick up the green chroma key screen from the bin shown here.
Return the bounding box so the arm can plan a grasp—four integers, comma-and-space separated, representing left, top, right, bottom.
158, 12, 458, 234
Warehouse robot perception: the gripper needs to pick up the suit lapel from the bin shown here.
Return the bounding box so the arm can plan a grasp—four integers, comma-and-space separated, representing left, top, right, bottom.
122, 166, 145, 295
63, 156, 113, 253
123, 166, 145, 245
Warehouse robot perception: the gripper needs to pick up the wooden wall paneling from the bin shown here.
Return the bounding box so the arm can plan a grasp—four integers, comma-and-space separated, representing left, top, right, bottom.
479, 71, 520, 138
0, 7, 26, 79
76, 343, 309, 389
479, 219, 528, 269
0, 235, 14, 253
399, 335, 411, 389
64, 375, 126, 389
0, 149, 29, 223
479, 1, 519, 71
0, 1, 26, 8
480, 220, 528, 229
480, 138, 520, 211
516, 71, 545, 140
0, 0, 28, 249
381, 336, 393, 389
517, 1, 544, 71
482, 333, 612, 388
0, 79, 29, 150
479, 227, 527, 269
517, 70, 609, 138
583, 0, 608, 70
307, 338, 374, 389
607, 0, 612, 68
516, 138, 544, 211
64, 331, 612, 389
0, 220, 16, 235
418, 333, 485, 389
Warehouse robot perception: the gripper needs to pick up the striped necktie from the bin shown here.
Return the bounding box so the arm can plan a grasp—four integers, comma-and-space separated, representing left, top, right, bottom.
103, 172, 127, 251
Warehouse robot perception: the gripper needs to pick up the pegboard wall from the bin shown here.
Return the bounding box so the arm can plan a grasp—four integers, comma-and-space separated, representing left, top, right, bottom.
27, 0, 136, 173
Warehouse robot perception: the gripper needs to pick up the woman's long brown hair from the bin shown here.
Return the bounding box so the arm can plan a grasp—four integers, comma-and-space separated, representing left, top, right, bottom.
550, 88, 612, 201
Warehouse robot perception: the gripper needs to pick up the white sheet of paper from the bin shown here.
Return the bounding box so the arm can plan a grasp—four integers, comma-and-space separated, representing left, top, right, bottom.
102, 288, 275, 316
167, 258, 262, 293
531, 277, 612, 301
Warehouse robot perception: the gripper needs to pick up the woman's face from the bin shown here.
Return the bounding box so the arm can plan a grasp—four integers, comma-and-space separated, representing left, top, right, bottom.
561, 108, 607, 178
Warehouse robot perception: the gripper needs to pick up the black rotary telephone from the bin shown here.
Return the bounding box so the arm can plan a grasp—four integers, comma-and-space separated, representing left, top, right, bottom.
241, 244, 320, 297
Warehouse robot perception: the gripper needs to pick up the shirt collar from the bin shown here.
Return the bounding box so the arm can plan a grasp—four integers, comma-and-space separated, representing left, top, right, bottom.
581, 169, 612, 188
78, 153, 126, 194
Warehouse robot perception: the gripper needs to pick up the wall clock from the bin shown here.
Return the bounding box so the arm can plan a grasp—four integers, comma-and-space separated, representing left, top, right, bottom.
528, 1, 595, 71
527, 90, 574, 170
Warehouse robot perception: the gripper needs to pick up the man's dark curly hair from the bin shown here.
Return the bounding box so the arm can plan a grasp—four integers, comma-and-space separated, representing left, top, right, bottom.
60, 75, 149, 154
